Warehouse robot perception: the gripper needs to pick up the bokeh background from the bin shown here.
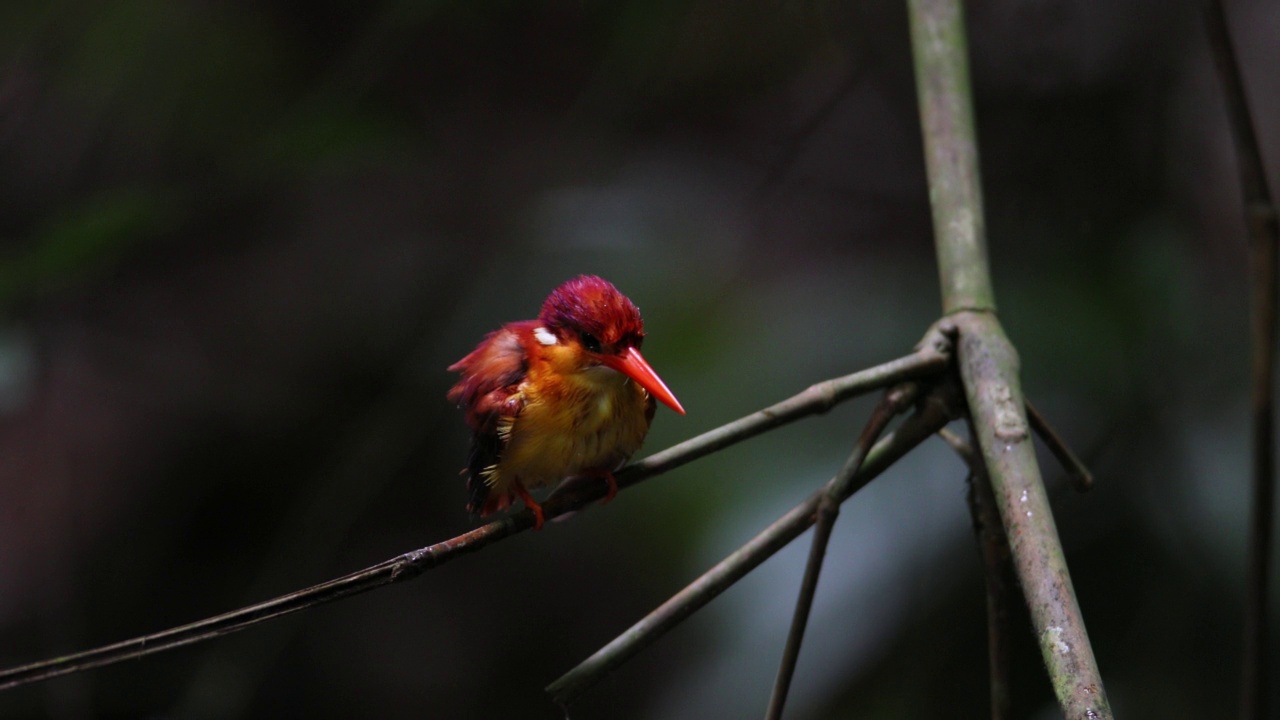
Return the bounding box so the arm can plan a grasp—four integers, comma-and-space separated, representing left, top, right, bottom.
1, 0, 1278, 717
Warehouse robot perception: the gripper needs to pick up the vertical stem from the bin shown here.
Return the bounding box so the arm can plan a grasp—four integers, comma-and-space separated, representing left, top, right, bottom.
907, 0, 1112, 717
955, 316, 1111, 720
1203, 3, 1279, 718
908, 0, 994, 314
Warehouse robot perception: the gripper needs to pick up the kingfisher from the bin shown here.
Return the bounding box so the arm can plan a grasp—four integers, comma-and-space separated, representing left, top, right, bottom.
448, 275, 685, 529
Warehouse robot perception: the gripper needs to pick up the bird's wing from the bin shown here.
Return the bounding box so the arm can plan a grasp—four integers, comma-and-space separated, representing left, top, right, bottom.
448, 322, 532, 514
447, 322, 531, 433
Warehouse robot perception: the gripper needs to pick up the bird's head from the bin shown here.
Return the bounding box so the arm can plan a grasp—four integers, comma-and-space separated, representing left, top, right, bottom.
536, 275, 685, 415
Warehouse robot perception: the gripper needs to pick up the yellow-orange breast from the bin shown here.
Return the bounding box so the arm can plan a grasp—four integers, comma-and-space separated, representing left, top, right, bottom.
486, 364, 653, 495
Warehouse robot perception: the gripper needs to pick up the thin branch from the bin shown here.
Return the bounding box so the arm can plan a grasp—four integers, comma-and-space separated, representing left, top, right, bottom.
1204, 0, 1279, 211
908, 0, 1111, 716
546, 381, 964, 708
765, 382, 921, 720
618, 326, 951, 489
173, 315, 471, 716
0, 343, 950, 693
752, 56, 870, 207
1025, 400, 1094, 493
1203, 3, 1279, 719
0, 518, 516, 692
961, 427, 1016, 720
937, 425, 974, 463
939, 425, 1014, 719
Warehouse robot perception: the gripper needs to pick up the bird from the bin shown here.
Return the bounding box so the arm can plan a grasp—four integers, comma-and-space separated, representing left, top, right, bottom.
447, 275, 685, 529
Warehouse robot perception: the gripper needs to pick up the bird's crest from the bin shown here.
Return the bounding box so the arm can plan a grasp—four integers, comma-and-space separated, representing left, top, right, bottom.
539, 275, 645, 350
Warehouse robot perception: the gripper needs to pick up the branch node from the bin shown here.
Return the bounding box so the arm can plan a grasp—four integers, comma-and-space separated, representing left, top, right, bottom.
550, 382, 958, 711
919, 319, 958, 358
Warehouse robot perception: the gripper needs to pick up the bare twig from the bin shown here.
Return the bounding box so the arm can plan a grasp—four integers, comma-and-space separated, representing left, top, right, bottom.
0, 518, 518, 692
937, 425, 973, 462
962, 426, 1016, 720
618, 327, 951, 489
939, 425, 1014, 719
546, 382, 964, 708
173, 278, 477, 717
1025, 400, 1094, 493
908, 0, 1111, 716
752, 57, 870, 207
0, 343, 950, 693
765, 383, 921, 720
1203, 4, 1279, 718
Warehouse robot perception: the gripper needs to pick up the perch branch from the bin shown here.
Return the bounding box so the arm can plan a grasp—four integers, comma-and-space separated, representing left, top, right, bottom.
908, 0, 1111, 717
547, 381, 964, 708
1203, 3, 1279, 718
765, 382, 922, 720
0, 342, 950, 693
618, 326, 950, 489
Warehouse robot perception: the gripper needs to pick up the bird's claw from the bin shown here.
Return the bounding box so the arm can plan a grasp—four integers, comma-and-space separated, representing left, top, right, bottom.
599, 471, 619, 505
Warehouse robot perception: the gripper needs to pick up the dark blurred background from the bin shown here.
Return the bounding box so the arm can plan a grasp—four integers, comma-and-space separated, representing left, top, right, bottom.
0, 0, 1277, 717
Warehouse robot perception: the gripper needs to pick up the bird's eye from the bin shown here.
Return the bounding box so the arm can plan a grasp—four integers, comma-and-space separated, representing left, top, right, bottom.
580, 332, 602, 353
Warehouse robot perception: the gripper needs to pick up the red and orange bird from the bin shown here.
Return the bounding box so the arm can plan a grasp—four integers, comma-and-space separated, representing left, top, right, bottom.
448, 275, 685, 529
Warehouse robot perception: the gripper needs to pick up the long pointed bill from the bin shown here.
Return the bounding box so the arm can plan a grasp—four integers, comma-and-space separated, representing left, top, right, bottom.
603, 346, 686, 415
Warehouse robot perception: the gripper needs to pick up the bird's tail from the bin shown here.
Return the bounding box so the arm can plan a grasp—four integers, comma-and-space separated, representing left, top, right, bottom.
465, 432, 505, 516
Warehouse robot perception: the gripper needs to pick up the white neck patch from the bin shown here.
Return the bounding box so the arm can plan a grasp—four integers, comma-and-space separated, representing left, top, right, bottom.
533, 327, 558, 346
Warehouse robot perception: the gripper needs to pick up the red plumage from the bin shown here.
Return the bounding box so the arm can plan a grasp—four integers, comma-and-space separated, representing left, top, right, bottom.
448, 276, 684, 528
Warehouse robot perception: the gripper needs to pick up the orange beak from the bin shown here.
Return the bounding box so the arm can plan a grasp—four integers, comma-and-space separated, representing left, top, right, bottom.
602, 346, 686, 415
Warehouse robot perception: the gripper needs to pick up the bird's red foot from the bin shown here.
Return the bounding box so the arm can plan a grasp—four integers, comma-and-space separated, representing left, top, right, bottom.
599, 471, 619, 505
514, 482, 545, 530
